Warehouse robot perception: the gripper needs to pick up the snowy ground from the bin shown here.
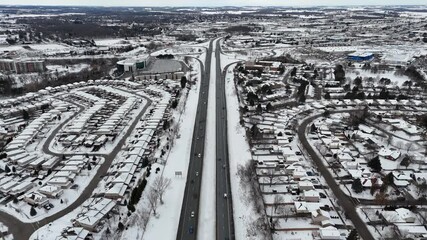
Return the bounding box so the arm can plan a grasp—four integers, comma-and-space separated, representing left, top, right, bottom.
139, 58, 202, 240
225, 64, 265, 240
46, 64, 90, 75
346, 69, 411, 87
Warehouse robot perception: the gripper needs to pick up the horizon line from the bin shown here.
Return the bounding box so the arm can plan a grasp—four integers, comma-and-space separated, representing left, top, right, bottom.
0, 4, 426, 8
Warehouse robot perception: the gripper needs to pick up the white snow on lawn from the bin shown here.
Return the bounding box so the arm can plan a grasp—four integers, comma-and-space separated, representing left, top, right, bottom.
46, 64, 90, 74
197, 39, 218, 240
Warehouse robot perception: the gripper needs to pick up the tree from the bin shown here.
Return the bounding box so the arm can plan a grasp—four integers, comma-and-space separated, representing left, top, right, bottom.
368, 156, 382, 172
353, 76, 362, 86
374, 191, 388, 205
118, 221, 125, 231
152, 176, 171, 204
416, 181, 427, 195
273, 195, 284, 214
147, 188, 160, 215
400, 155, 411, 169
324, 92, 331, 99
250, 124, 261, 139
266, 102, 273, 112
347, 229, 359, 240
180, 76, 187, 88
352, 178, 363, 193
334, 64, 345, 82
256, 104, 262, 113
310, 124, 317, 133
290, 67, 297, 77
30, 207, 37, 216
22, 110, 30, 121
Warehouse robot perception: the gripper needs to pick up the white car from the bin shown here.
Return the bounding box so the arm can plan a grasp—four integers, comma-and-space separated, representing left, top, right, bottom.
223, 193, 227, 198
191, 211, 195, 218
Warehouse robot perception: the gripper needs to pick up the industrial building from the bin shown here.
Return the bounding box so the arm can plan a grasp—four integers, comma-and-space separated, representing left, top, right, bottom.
116, 57, 148, 73
347, 52, 374, 62
0, 59, 46, 74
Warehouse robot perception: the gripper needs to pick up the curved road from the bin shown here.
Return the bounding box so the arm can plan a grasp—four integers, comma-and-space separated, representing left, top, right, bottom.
298, 109, 375, 240
0, 90, 152, 240
297, 106, 427, 239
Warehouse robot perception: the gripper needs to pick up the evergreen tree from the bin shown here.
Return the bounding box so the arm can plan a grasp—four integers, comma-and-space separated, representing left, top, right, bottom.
180, 76, 187, 88
368, 156, 382, 172
352, 178, 363, 193
30, 207, 37, 216
347, 229, 359, 240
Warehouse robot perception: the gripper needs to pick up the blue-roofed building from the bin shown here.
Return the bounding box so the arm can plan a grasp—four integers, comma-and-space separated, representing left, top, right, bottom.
348, 52, 374, 62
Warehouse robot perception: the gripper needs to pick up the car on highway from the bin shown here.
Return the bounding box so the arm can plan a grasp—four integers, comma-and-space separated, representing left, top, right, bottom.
223, 193, 227, 198
195, 172, 199, 177
191, 211, 195, 218
198, 153, 202, 157
189, 226, 194, 234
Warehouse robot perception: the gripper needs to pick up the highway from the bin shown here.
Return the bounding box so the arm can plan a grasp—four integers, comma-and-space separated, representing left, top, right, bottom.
176, 40, 213, 240
214, 40, 235, 240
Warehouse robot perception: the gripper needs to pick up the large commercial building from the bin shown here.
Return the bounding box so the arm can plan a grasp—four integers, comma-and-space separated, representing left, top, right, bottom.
347, 52, 374, 62
116, 57, 148, 73
0, 59, 46, 74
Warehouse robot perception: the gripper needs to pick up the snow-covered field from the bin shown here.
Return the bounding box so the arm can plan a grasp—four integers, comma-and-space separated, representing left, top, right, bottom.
225, 64, 264, 240
346, 69, 410, 86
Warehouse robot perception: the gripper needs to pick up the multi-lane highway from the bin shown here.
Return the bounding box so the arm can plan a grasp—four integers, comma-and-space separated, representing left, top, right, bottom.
214, 40, 235, 240
176, 40, 213, 240
177, 38, 235, 240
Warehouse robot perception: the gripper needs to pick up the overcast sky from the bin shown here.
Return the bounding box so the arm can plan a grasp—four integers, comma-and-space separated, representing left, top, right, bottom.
0, 0, 425, 7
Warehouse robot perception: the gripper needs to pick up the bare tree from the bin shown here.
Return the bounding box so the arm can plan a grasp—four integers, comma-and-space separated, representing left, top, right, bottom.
267, 168, 275, 187
153, 176, 171, 204
405, 142, 415, 153
273, 195, 284, 214
147, 188, 160, 216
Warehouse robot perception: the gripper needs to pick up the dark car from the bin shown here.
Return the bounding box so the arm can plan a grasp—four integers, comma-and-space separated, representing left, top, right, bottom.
189, 226, 194, 234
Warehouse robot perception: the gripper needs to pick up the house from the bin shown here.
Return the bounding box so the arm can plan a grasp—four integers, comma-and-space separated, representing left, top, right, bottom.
104, 183, 127, 199
337, 153, 353, 162
59, 227, 90, 240
48, 177, 72, 189
381, 208, 416, 223
39, 185, 64, 198
392, 172, 412, 187
395, 224, 427, 239
294, 201, 320, 214
23, 192, 49, 206
9, 181, 34, 196
378, 148, 401, 160
312, 209, 332, 226
298, 180, 315, 191
303, 190, 320, 202
319, 226, 341, 240
74, 198, 116, 232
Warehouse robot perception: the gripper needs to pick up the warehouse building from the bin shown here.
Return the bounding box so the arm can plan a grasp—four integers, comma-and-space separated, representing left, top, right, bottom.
347, 52, 374, 62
